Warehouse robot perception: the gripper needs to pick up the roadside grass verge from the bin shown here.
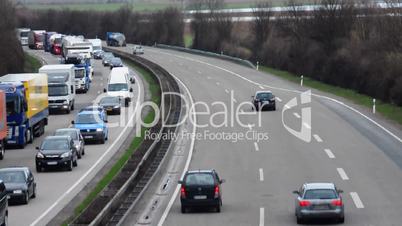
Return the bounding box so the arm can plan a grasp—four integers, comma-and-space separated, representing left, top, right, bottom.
24, 53, 42, 73
184, 34, 193, 48
63, 62, 160, 226
261, 66, 402, 126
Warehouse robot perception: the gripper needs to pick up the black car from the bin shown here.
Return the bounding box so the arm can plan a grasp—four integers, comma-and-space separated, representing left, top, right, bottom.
102, 52, 114, 66
0, 167, 36, 204
93, 50, 104, 59
179, 169, 225, 213
0, 181, 8, 225
54, 128, 85, 159
35, 136, 78, 172
109, 57, 123, 69
99, 96, 122, 115
252, 91, 276, 111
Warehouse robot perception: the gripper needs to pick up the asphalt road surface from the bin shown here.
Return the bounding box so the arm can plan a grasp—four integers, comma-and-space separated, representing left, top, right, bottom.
113, 45, 402, 226
1, 48, 143, 226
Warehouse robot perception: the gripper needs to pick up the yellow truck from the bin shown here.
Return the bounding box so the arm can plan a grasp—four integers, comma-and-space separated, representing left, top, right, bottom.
0, 73, 49, 148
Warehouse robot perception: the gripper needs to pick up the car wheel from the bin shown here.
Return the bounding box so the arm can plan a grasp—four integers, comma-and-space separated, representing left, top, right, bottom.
22, 191, 29, 204
338, 216, 345, 224
2, 213, 8, 226
66, 108, 71, 114
100, 136, 105, 144
36, 165, 42, 173
73, 157, 78, 167
181, 205, 187, 213
77, 151, 82, 159
67, 160, 73, 171
296, 216, 303, 224
82, 148, 85, 156
0, 140, 5, 160
216, 204, 221, 213
32, 186, 36, 198
71, 102, 75, 110
272, 104, 276, 111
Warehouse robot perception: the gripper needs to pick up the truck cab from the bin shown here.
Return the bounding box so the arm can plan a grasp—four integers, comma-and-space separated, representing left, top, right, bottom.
39, 64, 76, 114
63, 54, 91, 93
16, 28, 30, 46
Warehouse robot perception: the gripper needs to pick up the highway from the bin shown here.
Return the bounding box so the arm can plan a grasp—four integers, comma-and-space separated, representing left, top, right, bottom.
1, 49, 144, 226
112, 45, 402, 226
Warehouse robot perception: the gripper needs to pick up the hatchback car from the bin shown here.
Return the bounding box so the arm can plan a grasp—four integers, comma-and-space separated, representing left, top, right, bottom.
0, 167, 36, 204
179, 169, 225, 213
252, 91, 276, 111
72, 111, 108, 144
99, 96, 122, 115
109, 57, 123, 69
102, 52, 114, 66
0, 181, 7, 226
54, 128, 85, 158
293, 183, 345, 224
36, 136, 78, 172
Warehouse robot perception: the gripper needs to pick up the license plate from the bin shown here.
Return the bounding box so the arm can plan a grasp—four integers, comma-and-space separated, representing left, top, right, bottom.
47, 162, 57, 165
85, 136, 93, 139
314, 205, 329, 210
193, 195, 207, 200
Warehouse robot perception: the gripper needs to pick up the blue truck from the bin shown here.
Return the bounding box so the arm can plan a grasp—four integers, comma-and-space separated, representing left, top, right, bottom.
43, 32, 56, 52
0, 74, 49, 148
64, 54, 91, 93
106, 32, 126, 47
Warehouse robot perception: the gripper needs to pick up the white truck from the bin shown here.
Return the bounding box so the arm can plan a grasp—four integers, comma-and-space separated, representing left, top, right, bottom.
62, 36, 94, 81
39, 64, 76, 114
88, 38, 103, 59
16, 28, 31, 46
104, 67, 133, 107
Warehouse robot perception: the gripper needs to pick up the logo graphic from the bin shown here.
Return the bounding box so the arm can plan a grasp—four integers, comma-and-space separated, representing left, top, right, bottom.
282, 90, 311, 142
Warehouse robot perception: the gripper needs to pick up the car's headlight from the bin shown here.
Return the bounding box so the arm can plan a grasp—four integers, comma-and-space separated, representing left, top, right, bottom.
13, 190, 22, 194
96, 128, 103, 132
75, 144, 80, 150
36, 152, 44, 158
113, 105, 119, 109
60, 152, 71, 158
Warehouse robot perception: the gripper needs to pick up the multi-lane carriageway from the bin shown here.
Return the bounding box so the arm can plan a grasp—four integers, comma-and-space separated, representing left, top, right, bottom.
3, 44, 402, 226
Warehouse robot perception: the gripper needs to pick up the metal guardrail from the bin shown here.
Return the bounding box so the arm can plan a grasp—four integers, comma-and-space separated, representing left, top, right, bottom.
69, 47, 182, 226
155, 44, 256, 69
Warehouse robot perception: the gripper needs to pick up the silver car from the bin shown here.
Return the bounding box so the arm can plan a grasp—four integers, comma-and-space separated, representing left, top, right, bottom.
293, 183, 344, 224
54, 128, 85, 159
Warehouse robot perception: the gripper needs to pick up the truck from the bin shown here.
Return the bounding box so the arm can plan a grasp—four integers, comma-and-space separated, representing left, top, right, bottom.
50, 34, 63, 55
62, 36, 94, 81
88, 38, 103, 59
0, 90, 7, 159
39, 65, 76, 114
16, 28, 31, 46
64, 54, 91, 93
28, 30, 46, 49
0, 74, 49, 148
43, 32, 57, 52
106, 32, 126, 47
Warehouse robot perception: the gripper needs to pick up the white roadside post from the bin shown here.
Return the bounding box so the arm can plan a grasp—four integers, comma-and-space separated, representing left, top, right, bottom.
373, 98, 376, 114
256, 61, 259, 71
300, 75, 304, 87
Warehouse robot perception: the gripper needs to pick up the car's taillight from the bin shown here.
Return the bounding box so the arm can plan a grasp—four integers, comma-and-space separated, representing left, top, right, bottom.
180, 186, 186, 198
299, 200, 311, 207
214, 185, 219, 198
331, 199, 343, 206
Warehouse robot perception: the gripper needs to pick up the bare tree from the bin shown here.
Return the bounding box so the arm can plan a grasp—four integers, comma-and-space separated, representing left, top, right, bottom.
252, 1, 273, 53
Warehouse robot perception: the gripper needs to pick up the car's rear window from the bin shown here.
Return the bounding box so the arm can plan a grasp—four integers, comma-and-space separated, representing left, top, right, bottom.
304, 189, 337, 199
185, 173, 215, 186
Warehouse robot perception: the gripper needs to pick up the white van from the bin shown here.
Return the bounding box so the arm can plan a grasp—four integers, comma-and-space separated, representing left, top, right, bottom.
104, 67, 133, 107
39, 64, 76, 113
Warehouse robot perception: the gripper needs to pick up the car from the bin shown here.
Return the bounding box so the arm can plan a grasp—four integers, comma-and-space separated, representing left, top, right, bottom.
252, 91, 276, 111
80, 105, 108, 123
93, 50, 104, 59
54, 128, 85, 159
132, 45, 144, 55
72, 110, 108, 144
35, 136, 78, 172
293, 183, 345, 224
109, 57, 123, 69
0, 181, 8, 225
102, 52, 114, 66
0, 167, 36, 205
179, 169, 225, 213
99, 96, 122, 115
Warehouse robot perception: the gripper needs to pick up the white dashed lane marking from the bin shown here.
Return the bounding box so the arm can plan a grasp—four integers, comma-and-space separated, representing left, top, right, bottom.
260, 207, 265, 226
324, 149, 336, 159
313, 134, 323, 142
254, 142, 259, 151
350, 192, 365, 209
259, 168, 264, 181
337, 168, 349, 180
276, 97, 282, 102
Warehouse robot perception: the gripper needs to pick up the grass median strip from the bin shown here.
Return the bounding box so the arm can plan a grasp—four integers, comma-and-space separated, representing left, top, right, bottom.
24, 52, 42, 73
261, 66, 402, 126
63, 62, 160, 226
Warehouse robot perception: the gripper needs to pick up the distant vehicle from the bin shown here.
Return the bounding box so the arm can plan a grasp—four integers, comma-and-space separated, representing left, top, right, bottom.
62, 36, 94, 81
43, 31, 56, 52
64, 54, 91, 93
132, 45, 144, 55
252, 91, 276, 111
102, 52, 115, 66
72, 111, 108, 144
0, 74, 49, 148
106, 32, 126, 47
109, 57, 123, 69
104, 67, 133, 107
0, 181, 8, 225
88, 39, 103, 59
54, 128, 85, 159
0, 91, 7, 160
35, 136, 78, 172
0, 167, 36, 205
39, 64, 76, 114
179, 169, 225, 213
293, 183, 345, 224
99, 96, 122, 115
16, 28, 30, 46
49, 33, 63, 55
28, 30, 45, 49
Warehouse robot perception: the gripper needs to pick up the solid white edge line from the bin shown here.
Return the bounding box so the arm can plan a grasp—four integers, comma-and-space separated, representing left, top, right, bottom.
259, 85, 265, 89
147, 48, 402, 146
254, 142, 259, 151
30, 73, 142, 226
157, 73, 196, 226
313, 134, 323, 142
350, 192, 364, 209
260, 207, 265, 226
276, 97, 282, 102
337, 168, 349, 180
324, 149, 335, 159
259, 168, 264, 181
293, 112, 301, 118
